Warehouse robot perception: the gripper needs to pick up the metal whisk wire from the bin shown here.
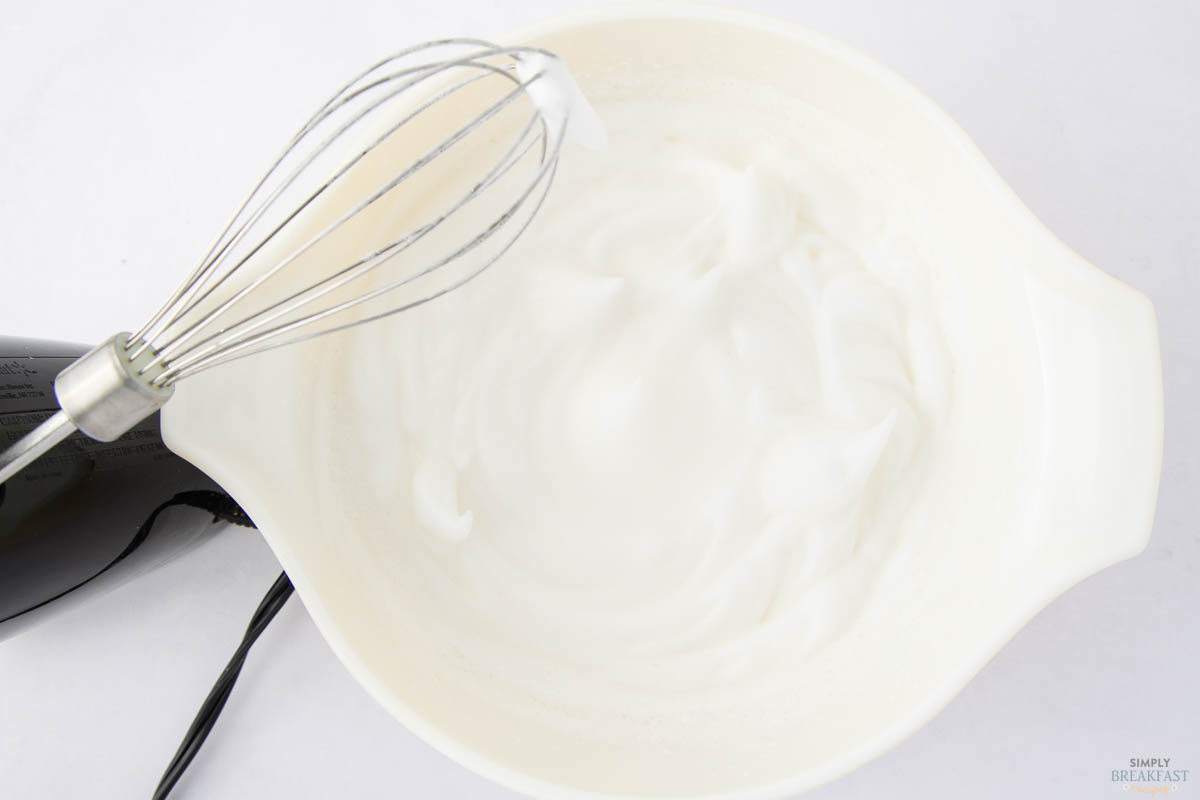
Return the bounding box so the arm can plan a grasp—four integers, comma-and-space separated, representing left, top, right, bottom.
0, 38, 573, 486
132, 38, 562, 385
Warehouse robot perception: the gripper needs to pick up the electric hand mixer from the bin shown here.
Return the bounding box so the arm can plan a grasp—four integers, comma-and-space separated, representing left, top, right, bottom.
0, 38, 572, 486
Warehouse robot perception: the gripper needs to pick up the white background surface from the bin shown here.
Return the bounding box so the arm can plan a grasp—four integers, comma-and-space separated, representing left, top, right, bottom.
1, 1, 1197, 798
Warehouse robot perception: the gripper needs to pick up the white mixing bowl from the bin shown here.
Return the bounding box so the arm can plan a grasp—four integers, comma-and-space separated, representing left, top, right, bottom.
162, 4, 1163, 798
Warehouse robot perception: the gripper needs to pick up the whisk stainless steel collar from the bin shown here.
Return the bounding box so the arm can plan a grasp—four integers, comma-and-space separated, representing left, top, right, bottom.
0, 38, 570, 485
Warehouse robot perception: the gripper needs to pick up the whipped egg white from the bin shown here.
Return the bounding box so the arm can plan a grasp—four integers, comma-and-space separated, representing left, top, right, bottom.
350, 89, 954, 706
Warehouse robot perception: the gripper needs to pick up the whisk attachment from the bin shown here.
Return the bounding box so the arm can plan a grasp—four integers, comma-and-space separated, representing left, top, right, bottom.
0, 335, 173, 486
0, 39, 583, 485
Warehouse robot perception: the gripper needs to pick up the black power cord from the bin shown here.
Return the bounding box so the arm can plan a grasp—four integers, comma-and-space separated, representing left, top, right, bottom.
152, 571, 294, 799
130, 492, 294, 800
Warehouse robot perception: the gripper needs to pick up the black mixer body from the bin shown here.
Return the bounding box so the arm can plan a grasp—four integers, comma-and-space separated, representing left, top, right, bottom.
0, 336, 229, 640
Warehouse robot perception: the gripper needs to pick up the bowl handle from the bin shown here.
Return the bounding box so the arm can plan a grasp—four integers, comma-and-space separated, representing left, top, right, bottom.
1022, 251, 1162, 575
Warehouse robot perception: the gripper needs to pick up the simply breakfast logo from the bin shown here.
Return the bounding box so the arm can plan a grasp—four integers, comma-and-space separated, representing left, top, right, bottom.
1113, 757, 1190, 796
